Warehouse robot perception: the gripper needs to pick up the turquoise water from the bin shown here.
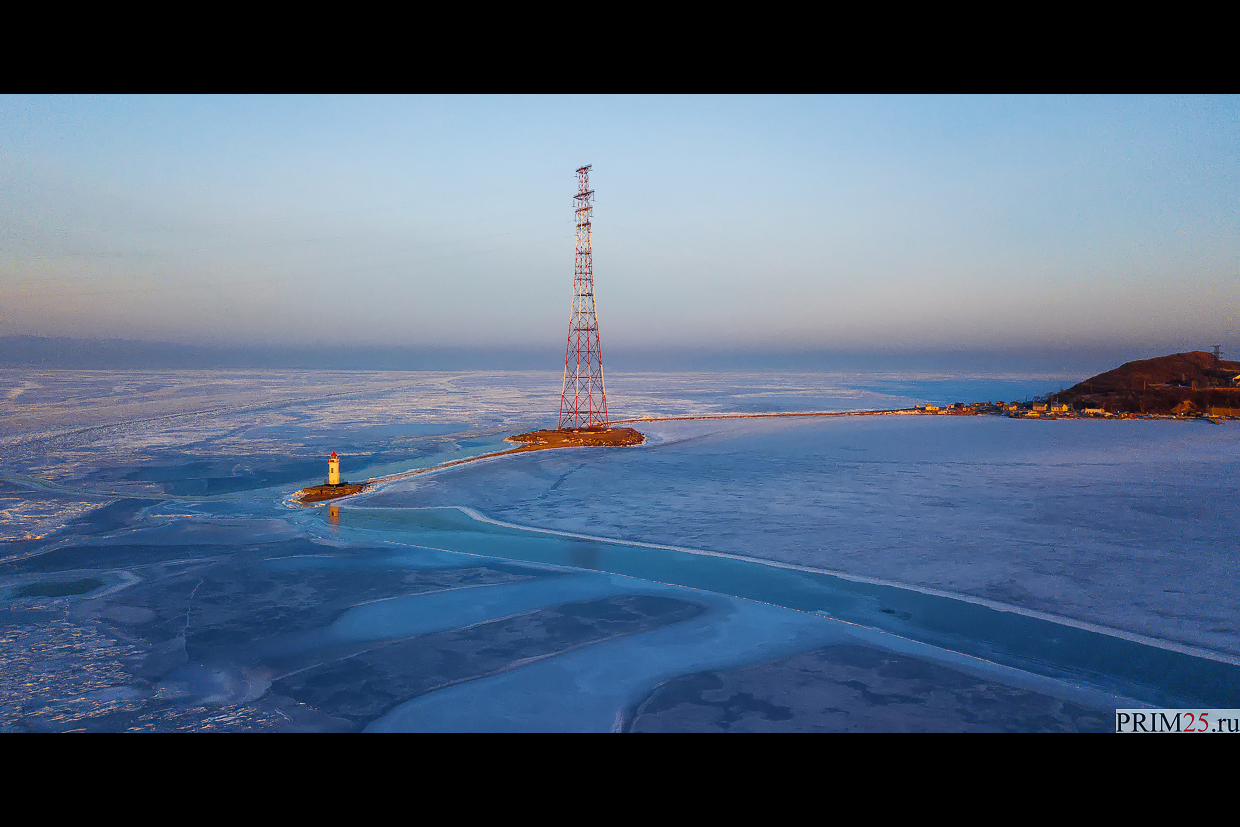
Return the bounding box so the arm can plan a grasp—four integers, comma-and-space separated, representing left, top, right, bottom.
328, 505, 1240, 709
5, 369, 1236, 730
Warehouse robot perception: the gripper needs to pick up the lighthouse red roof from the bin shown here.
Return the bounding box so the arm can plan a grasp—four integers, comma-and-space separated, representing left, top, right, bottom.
330, 451, 337, 458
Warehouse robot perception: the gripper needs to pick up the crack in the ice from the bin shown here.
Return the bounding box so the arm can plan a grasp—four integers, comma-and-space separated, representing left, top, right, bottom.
181, 579, 204, 645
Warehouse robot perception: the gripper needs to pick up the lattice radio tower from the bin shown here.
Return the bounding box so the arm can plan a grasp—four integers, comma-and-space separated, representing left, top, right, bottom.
558, 165, 609, 430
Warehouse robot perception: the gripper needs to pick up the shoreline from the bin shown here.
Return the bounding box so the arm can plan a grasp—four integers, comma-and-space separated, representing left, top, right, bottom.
295, 405, 1233, 505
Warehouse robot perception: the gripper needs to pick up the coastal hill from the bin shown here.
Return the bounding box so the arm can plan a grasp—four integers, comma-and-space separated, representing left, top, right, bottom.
1057, 351, 1240, 415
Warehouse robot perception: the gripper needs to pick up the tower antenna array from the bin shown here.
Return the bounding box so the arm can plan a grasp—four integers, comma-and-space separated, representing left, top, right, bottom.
558, 165, 609, 429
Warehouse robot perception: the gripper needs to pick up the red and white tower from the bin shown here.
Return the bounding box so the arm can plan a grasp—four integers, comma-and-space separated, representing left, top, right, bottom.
558, 165, 609, 430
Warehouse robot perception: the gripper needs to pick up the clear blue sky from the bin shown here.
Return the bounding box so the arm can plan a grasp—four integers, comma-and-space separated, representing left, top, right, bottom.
2, 95, 1236, 360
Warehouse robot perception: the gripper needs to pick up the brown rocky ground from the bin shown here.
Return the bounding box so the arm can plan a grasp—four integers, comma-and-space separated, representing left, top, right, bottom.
298, 483, 368, 503
507, 427, 645, 449
1058, 351, 1240, 415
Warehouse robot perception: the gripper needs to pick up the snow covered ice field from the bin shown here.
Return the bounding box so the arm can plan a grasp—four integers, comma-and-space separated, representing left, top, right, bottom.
1, 369, 1236, 731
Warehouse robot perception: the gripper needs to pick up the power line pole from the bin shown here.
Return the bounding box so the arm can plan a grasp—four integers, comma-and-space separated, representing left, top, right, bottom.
558, 165, 609, 430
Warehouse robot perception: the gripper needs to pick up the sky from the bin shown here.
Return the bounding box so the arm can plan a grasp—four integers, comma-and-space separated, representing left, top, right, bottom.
1, 95, 1237, 368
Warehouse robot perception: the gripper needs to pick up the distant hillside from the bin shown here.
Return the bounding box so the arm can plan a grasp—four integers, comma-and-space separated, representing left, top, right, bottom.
1069, 351, 1240, 392
1058, 351, 1240, 414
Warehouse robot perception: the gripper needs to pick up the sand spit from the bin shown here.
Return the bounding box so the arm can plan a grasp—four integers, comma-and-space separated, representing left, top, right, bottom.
294, 396, 1233, 506
612, 409, 915, 424
295, 427, 644, 505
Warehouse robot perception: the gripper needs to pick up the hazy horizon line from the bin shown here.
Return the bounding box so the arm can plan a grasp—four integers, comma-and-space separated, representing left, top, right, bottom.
3, 334, 1233, 376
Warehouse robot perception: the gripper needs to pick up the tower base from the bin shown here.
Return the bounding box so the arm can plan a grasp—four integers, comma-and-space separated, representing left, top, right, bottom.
507, 427, 644, 449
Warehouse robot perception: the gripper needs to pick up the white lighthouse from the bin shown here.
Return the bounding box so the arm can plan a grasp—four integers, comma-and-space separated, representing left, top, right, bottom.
327, 451, 341, 486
